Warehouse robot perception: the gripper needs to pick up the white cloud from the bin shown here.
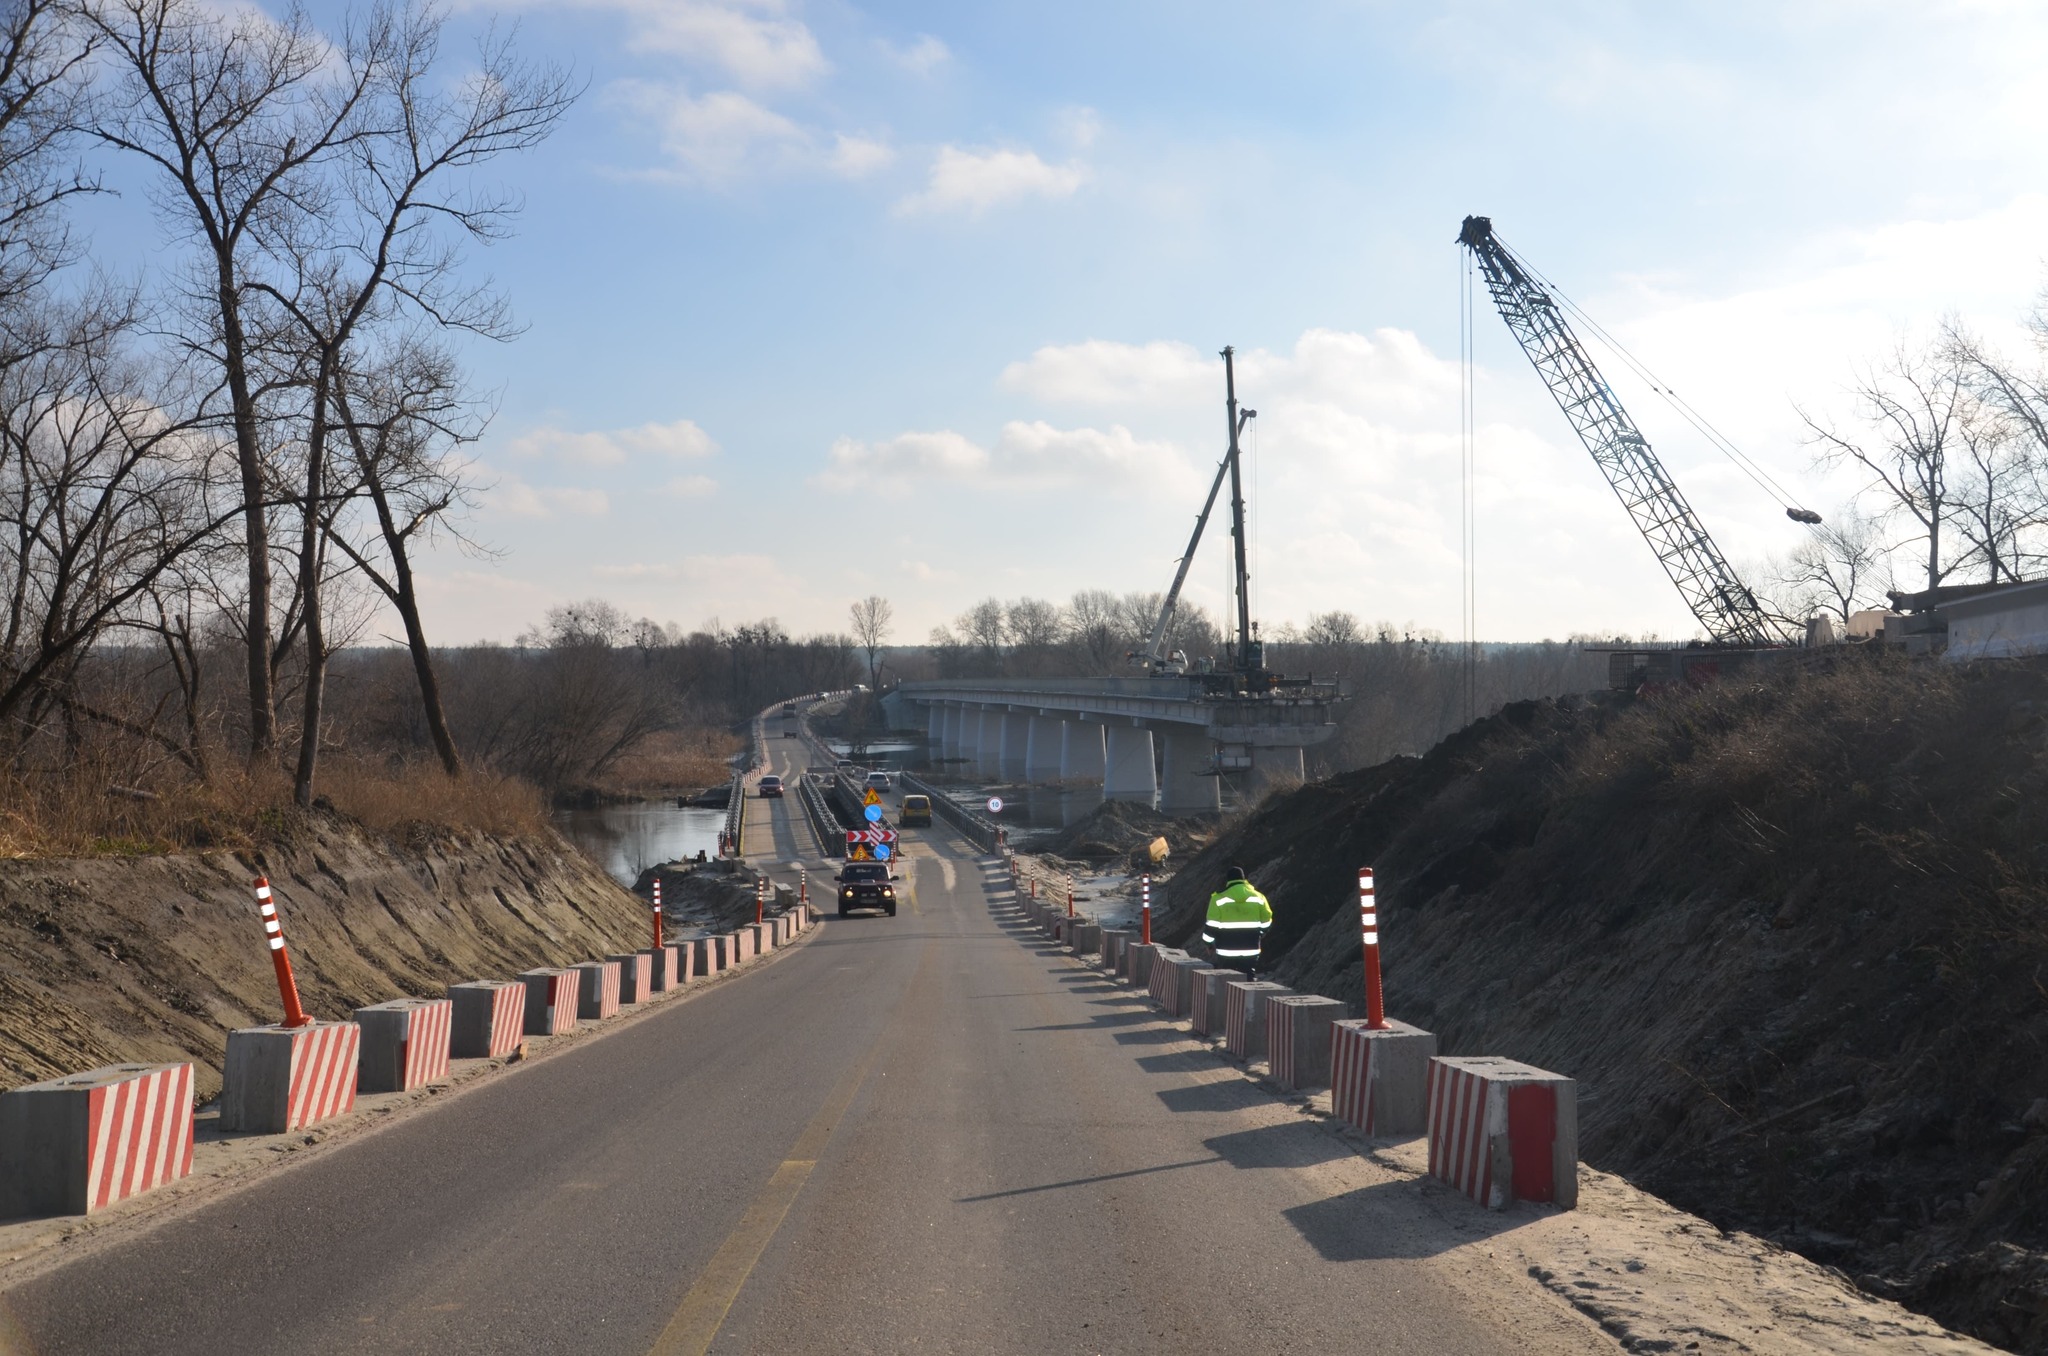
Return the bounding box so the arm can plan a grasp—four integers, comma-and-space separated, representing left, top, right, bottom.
504, 417, 719, 466
482, 0, 826, 89
493, 477, 612, 519
896, 145, 1087, 217
663, 474, 719, 498
1002, 339, 1211, 406
881, 33, 949, 75
817, 422, 1190, 491
828, 133, 895, 179
612, 82, 809, 182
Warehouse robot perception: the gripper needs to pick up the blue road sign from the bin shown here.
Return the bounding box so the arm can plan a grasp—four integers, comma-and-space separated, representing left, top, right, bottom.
875, 842, 893, 860
864, 804, 883, 823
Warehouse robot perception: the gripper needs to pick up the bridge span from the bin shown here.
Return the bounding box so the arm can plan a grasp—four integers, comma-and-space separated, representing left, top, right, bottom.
894, 676, 1340, 811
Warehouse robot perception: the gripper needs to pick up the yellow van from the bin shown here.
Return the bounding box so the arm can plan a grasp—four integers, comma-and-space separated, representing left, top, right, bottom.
899, 794, 933, 827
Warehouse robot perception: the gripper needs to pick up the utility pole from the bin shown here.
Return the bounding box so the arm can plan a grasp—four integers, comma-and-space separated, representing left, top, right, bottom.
1223, 347, 1254, 670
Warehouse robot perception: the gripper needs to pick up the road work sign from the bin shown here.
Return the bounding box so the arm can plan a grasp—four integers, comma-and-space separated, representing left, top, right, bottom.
845, 828, 899, 847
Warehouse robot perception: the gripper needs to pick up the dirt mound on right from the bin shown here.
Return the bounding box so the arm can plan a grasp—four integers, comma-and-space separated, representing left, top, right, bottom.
1036, 799, 1215, 871
1153, 653, 2048, 1355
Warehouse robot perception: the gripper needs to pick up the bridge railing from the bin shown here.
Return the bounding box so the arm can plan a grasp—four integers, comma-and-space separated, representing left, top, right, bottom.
898, 772, 1003, 855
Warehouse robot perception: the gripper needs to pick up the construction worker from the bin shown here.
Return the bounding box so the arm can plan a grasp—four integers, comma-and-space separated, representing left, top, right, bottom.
1203, 866, 1272, 975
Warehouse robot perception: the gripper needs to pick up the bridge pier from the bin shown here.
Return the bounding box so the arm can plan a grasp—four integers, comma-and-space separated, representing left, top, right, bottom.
1060, 719, 1105, 783
974, 707, 1001, 778
1249, 745, 1305, 799
940, 704, 963, 760
926, 703, 944, 755
1024, 715, 1062, 781
998, 711, 1031, 780
1104, 724, 1157, 804
1158, 729, 1220, 813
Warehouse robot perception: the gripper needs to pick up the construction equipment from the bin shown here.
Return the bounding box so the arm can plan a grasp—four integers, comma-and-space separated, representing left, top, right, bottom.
1131, 362, 1254, 675
1457, 215, 1797, 647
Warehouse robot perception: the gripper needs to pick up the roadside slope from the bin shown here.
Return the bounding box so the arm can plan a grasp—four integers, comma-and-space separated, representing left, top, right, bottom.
0, 820, 647, 1101
1156, 653, 2048, 1354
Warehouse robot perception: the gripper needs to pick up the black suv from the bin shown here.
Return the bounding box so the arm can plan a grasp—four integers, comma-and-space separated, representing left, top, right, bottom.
836, 861, 897, 918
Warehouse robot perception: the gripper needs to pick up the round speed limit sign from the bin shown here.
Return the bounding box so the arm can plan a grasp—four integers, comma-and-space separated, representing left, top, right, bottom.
986, 796, 1004, 814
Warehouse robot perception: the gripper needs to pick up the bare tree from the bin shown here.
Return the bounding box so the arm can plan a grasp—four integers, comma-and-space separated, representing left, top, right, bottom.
1063, 588, 1123, 672
1801, 341, 1967, 594
1766, 507, 1892, 626
848, 594, 891, 689
1943, 323, 2048, 583
1303, 610, 1363, 645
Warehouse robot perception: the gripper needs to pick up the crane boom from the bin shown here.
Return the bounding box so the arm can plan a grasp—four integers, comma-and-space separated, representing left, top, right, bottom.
1457, 215, 1787, 646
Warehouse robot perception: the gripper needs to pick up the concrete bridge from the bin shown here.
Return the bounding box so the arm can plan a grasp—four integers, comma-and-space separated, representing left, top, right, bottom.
894, 676, 1341, 812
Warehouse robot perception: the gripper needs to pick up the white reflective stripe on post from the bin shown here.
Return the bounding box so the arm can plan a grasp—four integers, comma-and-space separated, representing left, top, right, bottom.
267, 938, 283, 951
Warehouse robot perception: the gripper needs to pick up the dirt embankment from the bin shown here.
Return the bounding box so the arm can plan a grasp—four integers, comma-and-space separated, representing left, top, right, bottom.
0, 820, 649, 1104
1154, 653, 2048, 1355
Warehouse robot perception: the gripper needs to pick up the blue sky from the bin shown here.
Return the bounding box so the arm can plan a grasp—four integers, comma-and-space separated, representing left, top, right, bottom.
258, 0, 2048, 643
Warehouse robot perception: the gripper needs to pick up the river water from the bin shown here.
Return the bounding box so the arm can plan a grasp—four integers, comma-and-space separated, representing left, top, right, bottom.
556, 802, 725, 888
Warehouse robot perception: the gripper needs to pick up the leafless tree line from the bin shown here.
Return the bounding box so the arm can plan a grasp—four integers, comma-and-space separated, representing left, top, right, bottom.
1782, 313, 2048, 620
0, 0, 577, 807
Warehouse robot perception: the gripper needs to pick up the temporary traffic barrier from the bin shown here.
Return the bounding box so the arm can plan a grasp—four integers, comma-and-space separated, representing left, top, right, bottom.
1188, 968, 1239, 1037
0, 1063, 194, 1216
691, 936, 718, 976
1265, 995, 1346, 1093
1069, 920, 1101, 957
353, 998, 453, 1093
1426, 1056, 1579, 1210
1129, 942, 1163, 991
1222, 981, 1292, 1063
1330, 1018, 1437, 1138
1164, 954, 1209, 1018
573, 961, 622, 1020
1145, 948, 1189, 1012
645, 944, 680, 993
609, 952, 654, 1004
1100, 927, 1132, 969
220, 1022, 360, 1133
448, 981, 526, 1058
519, 969, 579, 1036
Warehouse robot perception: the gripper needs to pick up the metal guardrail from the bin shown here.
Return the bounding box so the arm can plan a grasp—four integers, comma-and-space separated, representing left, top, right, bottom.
722, 772, 746, 857
897, 771, 1004, 855
797, 773, 844, 858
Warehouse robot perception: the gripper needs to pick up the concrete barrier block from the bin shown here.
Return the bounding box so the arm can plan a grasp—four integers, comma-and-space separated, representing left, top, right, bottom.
1427, 1056, 1578, 1210
1331, 1019, 1437, 1138
1267, 995, 1346, 1093
1222, 981, 1291, 1063
1145, 948, 1188, 1011
609, 952, 654, 1004
1130, 943, 1163, 990
688, 936, 716, 976
448, 981, 525, 1058
520, 969, 579, 1036
0, 1063, 194, 1216
1166, 955, 1208, 1018
573, 961, 621, 1020
1100, 928, 1132, 969
1188, 968, 1238, 1036
732, 929, 754, 964
677, 940, 696, 983
220, 1023, 360, 1134
1070, 921, 1101, 956
645, 945, 680, 993
354, 998, 452, 1094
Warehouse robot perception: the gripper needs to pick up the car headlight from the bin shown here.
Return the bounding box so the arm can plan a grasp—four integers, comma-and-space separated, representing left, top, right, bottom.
841, 887, 853, 897
881, 887, 894, 896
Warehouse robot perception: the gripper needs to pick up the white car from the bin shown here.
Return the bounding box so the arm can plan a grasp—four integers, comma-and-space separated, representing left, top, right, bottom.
863, 771, 892, 794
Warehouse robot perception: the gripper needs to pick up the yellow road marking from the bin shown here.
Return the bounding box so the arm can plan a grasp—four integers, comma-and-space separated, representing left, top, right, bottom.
645, 1010, 885, 1356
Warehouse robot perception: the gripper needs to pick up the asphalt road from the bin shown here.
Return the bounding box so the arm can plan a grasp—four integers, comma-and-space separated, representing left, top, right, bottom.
0, 729, 1607, 1355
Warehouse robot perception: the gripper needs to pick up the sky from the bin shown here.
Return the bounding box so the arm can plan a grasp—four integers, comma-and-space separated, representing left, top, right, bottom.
194, 0, 2048, 644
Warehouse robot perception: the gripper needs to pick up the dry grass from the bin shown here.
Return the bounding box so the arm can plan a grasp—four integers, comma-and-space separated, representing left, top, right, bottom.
0, 753, 550, 858
589, 727, 744, 797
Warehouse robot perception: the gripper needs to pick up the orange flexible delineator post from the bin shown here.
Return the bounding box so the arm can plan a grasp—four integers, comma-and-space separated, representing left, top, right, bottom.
1066, 874, 1074, 918
252, 877, 312, 1029
1360, 867, 1387, 1030
652, 877, 664, 951
1141, 874, 1152, 945
756, 877, 765, 925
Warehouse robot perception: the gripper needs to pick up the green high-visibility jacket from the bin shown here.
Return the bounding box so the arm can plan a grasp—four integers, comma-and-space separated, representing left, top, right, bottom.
1206, 880, 1272, 927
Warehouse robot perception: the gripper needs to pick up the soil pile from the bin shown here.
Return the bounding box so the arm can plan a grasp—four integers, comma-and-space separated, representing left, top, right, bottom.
1036, 799, 1216, 871
636, 861, 796, 930
0, 821, 646, 1103
1154, 653, 2048, 1354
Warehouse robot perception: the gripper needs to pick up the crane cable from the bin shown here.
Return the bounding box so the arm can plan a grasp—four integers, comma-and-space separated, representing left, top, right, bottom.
1497, 240, 1821, 527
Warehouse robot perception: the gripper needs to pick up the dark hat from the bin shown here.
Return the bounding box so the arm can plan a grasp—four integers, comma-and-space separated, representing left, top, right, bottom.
1226, 865, 1249, 883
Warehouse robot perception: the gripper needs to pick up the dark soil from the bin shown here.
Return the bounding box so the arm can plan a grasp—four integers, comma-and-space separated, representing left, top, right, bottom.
1151, 651, 2048, 1355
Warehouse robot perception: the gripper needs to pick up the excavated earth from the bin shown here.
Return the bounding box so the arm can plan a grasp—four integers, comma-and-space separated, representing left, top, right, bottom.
0, 819, 655, 1104
1154, 651, 2048, 1355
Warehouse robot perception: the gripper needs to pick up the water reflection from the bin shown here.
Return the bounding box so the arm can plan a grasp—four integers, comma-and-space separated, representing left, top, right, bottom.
556, 802, 725, 887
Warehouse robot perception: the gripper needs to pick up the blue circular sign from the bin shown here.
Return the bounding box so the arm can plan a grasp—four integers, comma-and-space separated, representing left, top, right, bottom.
864, 804, 883, 823
875, 842, 892, 860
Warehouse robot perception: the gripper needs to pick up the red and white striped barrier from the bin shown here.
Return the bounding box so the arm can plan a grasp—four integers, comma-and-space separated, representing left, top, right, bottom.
520, 969, 579, 1036
1265, 995, 1346, 1092
1188, 968, 1237, 1036
1144, 947, 1178, 1008
448, 981, 525, 1058
645, 945, 680, 993
0, 1063, 194, 1216
677, 940, 696, 983
1129, 943, 1162, 990
1330, 1018, 1437, 1138
221, 1022, 360, 1133
1222, 981, 1291, 1063
609, 952, 654, 1004
573, 961, 622, 1021
354, 998, 453, 1093
1426, 1056, 1579, 1210
732, 929, 754, 965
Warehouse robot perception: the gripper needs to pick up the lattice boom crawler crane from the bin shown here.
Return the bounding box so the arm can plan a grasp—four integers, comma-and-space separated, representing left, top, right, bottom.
1457, 215, 1804, 651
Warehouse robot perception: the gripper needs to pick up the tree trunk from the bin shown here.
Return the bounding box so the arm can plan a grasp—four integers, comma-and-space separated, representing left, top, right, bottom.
291, 371, 330, 807
367, 476, 462, 778
219, 269, 274, 760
